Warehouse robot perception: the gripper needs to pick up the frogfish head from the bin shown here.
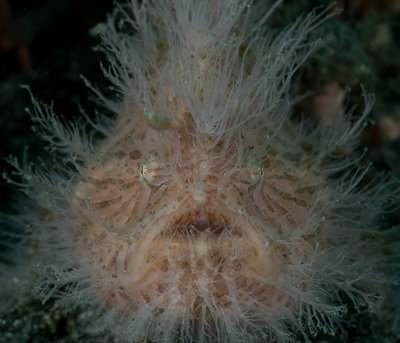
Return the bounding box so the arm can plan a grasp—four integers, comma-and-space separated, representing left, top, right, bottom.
72, 98, 325, 331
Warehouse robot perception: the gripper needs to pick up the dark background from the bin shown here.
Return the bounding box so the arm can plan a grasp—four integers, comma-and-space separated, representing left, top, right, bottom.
0, 0, 113, 214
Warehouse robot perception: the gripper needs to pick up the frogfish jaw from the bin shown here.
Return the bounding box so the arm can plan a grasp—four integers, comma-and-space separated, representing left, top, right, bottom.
75, 172, 279, 321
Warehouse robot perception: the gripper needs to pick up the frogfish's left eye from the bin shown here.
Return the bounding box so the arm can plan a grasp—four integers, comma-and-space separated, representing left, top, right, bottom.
232, 153, 264, 194
140, 151, 169, 186
245, 154, 264, 184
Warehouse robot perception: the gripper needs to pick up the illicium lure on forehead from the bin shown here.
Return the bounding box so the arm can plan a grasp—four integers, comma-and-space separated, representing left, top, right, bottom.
1, 1, 399, 342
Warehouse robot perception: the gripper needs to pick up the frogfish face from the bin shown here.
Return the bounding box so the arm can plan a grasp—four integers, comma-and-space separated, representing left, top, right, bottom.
73, 100, 325, 324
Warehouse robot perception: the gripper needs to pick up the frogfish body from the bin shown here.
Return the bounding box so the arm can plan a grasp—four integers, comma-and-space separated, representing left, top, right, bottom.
1, 1, 399, 342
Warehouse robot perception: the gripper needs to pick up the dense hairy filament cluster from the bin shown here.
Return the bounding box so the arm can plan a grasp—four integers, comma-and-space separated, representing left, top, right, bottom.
1, 1, 399, 342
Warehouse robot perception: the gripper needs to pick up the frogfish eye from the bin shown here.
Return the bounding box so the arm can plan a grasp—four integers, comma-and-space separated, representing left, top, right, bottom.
244, 154, 264, 185
139, 151, 169, 186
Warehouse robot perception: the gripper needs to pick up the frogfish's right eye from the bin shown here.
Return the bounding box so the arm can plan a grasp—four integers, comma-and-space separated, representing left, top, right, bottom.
140, 151, 169, 186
